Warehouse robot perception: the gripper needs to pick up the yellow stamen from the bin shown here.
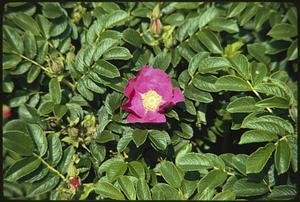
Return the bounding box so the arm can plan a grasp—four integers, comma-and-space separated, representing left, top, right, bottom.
141, 90, 162, 112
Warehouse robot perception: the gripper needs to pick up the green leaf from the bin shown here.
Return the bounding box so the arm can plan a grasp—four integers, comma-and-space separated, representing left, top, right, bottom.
254, 8, 271, 30
49, 17, 68, 37
179, 123, 193, 139
3, 131, 34, 156
117, 176, 136, 200
94, 60, 120, 78
12, 13, 41, 36
3, 81, 14, 93
104, 91, 123, 115
132, 129, 148, 148
96, 106, 110, 134
94, 181, 125, 200
36, 14, 51, 39
90, 142, 106, 164
36, 40, 49, 64
212, 190, 236, 200
178, 42, 195, 61
176, 19, 194, 42
255, 96, 289, 109
268, 185, 296, 200
27, 65, 41, 83
160, 161, 183, 188
247, 43, 270, 64
117, 132, 132, 152
24, 31, 37, 59
3, 25, 24, 54
184, 85, 213, 103
208, 17, 239, 33
198, 57, 232, 73
240, 4, 258, 26
287, 40, 297, 61
84, 78, 106, 94
53, 104, 68, 120
76, 80, 94, 101
193, 187, 215, 200
151, 183, 182, 200
41, 3, 66, 19
107, 161, 127, 182
149, 130, 170, 151
192, 74, 218, 92
242, 115, 294, 135
188, 52, 210, 77
246, 143, 275, 174
286, 136, 297, 172
153, 52, 171, 71
176, 152, 212, 171
253, 82, 287, 98
94, 130, 116, 144
197, 169, 227, 193
38, 101, 54, 115
267, 23, 297, 39
239, 130, 278, 144
197, 30, 223, 54
233, 178, 269, 197
86, 20, 104, 44
216, 75, 252, 91
49, 78, 61, 104
275, 139, 291, 175
230, 154, 247, 175
229, 54, 250, 80
27, 124, 48, 157
27, 173, 60, 197
197, 7, 219, 28
57, 145, 75, 174
3, 54, 22, 69
47, 135, 62, 167
5, 156, 41, 182
123, 28, 142, 48
128, 161, 145, 179
103, 47, 132, 60
228, 3, 247, 18
93, 38, 118, 61
4, 119, 29, 133
226, 96, 258, 113
105, 10, 129, 28
136, 178, 151, 200
164, 13, 184, 26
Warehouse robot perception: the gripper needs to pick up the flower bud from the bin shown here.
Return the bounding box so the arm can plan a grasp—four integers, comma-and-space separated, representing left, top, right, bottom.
3, 105, 12, 119
150, 18, 162, 35
68, 176, 80, 192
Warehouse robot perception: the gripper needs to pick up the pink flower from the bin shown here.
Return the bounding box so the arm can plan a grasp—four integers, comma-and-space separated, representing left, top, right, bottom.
122, 66, 184, 123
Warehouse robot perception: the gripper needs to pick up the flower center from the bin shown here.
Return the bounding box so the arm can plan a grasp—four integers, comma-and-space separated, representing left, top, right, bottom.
141, 90, 162, 112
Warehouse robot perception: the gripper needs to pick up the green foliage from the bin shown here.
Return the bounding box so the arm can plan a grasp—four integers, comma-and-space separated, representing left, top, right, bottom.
2, 2, 297, 201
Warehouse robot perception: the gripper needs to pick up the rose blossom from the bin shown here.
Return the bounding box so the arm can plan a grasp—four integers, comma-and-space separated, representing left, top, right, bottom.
122, 66, 184, 123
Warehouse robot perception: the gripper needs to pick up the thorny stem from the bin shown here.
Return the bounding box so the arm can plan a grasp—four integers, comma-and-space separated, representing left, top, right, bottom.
247, 80, 273, 113
33, 153, 66, 181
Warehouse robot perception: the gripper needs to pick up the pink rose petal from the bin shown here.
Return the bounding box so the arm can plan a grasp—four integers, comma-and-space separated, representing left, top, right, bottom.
122, 66, 184, 123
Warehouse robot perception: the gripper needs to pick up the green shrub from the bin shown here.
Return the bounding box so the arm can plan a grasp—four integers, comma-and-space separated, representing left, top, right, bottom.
3, 2, 297, 200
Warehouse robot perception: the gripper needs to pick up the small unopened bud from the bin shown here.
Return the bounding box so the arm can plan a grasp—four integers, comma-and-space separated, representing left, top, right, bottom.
68, 127, 79, 137
68, 176, 80, 192
3, 105, 12, 119
150, 18, 162, 35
